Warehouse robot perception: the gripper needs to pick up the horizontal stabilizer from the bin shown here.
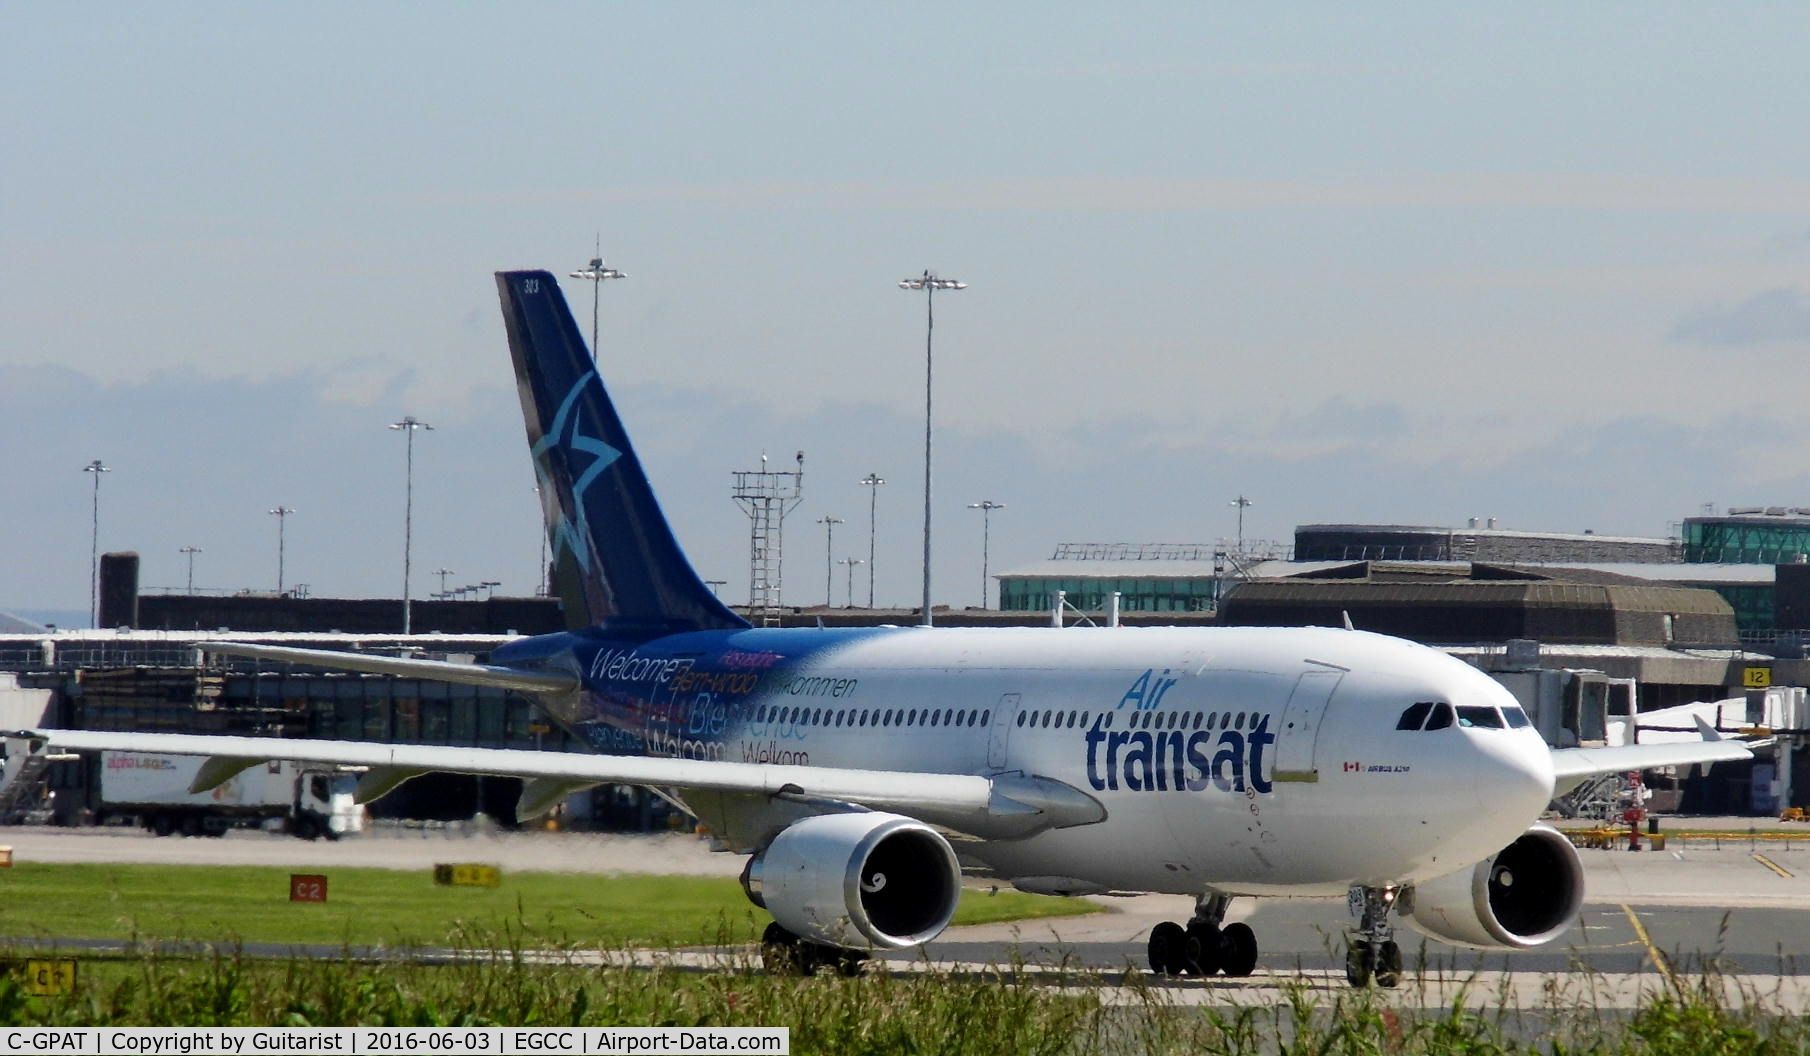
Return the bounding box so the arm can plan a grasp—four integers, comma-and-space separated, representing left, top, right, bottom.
203, 643, 578, 694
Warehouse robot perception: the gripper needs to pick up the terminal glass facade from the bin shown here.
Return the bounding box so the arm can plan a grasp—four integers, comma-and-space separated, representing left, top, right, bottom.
997, 576, 1219, 613
1685, 517, 1810, 564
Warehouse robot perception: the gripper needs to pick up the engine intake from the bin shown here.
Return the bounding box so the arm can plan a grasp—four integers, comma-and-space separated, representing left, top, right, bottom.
742, 812, 962, 950
1401, 824, 1583, 949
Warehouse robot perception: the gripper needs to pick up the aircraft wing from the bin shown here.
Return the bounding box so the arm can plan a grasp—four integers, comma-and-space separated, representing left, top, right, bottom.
4, 728, 1102, 830
203, 643, 578, 694
1548, 717, 1752, 781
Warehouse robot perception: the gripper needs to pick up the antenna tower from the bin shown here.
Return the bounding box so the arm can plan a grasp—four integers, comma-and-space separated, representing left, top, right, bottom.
733, 451, 805, 624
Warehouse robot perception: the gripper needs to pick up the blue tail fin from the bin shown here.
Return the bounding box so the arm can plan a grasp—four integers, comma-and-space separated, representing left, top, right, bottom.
496, 270, 748, 634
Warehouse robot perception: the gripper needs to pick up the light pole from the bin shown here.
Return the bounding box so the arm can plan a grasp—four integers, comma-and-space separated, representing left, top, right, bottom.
1230, 495, 1253, 552
898, 271, 967, 627
858, 472, 885, 607
389, 415, 433, 634
967, 501, 1006, 609
268, 507, 295, 594
179, 546, 202, 594
83, 459, 109, 626
480, 580, 501, 600
435, 568, 455, 596
838, 557, 864, 608
569, 239, 625, 359
817, 515, 844, 607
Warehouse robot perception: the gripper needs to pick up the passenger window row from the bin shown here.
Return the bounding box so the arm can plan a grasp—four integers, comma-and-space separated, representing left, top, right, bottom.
1016, 708, 1263, 732
753, 705, 990, 729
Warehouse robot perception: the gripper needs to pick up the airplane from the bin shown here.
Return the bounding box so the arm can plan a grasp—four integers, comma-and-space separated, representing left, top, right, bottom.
7, 269, 1752, 987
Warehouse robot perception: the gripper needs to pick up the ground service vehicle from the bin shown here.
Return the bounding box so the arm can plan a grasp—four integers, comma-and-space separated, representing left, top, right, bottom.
97, 751, 361, 839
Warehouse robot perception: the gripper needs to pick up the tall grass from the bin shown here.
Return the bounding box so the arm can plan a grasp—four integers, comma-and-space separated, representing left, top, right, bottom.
2, 940, 1805, 1054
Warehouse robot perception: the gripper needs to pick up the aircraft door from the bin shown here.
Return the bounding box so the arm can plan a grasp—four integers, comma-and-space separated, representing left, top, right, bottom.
1273, 670, 1342, 782
987, 693, 1021, 770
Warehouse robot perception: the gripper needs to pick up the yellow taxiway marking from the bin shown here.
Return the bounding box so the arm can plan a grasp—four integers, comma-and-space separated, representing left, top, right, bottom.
1620, 904, 1680, 993
1752, 852, 1794, 879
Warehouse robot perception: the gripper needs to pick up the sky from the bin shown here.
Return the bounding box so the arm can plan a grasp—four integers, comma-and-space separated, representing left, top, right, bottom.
5, 5, 1810, 623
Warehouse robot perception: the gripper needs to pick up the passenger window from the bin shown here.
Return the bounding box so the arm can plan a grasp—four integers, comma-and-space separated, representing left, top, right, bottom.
1397, 702, 1433, 731
1425, 703, 1455, 730
1503, 706, 1531, 729
981, 710, 990, 726
1457, 705, 1504, 729
1235, 712, 1246, 729
1015, 711, 1025, 727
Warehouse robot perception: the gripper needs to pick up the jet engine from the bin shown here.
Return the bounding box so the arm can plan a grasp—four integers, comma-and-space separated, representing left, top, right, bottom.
741, 812, 962, 949
1401, 824, 1583, 949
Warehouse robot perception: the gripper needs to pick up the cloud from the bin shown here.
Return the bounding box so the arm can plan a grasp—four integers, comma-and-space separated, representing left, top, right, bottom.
1672, 288, 1810, 346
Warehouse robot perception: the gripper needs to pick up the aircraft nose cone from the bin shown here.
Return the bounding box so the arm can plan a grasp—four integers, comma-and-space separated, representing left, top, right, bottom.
1474, 731, 1555, 821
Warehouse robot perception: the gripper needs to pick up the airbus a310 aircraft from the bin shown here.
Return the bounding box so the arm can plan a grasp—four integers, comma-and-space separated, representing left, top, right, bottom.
11, 271, 1751, 987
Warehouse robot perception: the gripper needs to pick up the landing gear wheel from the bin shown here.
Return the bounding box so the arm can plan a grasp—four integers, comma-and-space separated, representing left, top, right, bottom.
1220, 922, 1258, 977
150, 814, 174, 837
833, 950, 867, 978
1147, 921, 1187, 976
761, 922, 806, 976
1374, 941, 1402, 989
1344, 941, 1371, 987
1184, 921, 1223, 977
178, 815, 201, 837
1345, 885, 1402, 988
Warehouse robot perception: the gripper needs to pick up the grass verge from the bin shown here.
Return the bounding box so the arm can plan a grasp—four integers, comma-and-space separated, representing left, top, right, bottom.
2, 948, 1808, 1054
0, 863, 1094, 949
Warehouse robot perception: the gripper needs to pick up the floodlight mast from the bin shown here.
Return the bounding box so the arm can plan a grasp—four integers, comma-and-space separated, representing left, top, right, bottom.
817, 516, 845, 607
568, 236, 626, 360
898, 271, 967, 627
858, 472, 885, 607
83, 459, 110, 627
967, 500, 1006, 608
179, 546, 202, 595
1230, 494, 1254, 552
389, 415, 433, 634
268, 506, 296, 594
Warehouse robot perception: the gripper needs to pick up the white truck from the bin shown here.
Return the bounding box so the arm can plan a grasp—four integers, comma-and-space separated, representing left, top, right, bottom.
96, 751, 363, 840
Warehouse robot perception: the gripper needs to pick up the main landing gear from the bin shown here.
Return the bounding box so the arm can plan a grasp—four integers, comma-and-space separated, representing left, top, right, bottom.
1146, 893, 1258, 978
760, 922, 868, 977
1344, 885, 1403, 988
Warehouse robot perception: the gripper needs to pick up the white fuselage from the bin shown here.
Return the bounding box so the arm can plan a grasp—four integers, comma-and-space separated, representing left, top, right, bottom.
590, 625, 1556, 898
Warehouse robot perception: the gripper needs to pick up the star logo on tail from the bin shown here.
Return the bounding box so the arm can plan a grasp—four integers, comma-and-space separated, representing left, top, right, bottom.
531, 371, 621, 574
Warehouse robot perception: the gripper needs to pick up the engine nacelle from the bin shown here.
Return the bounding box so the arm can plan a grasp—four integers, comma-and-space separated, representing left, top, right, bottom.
1401, 824, 1584, 949
741, 812, 962, 950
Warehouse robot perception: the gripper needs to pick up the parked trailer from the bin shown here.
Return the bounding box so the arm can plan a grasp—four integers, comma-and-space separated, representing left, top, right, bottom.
97, 751, 363, 840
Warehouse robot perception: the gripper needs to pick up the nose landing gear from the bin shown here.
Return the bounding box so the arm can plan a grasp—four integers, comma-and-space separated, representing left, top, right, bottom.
1344, 885, 1403, 988
1146, 893, 1258, 978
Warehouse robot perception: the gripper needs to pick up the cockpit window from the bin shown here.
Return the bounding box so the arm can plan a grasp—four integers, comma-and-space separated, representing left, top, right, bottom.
1456, 705, 1504, 729
1424, 703, 1455, 730
1396, 702, 1433, 730
1502, 705, 1532, 729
